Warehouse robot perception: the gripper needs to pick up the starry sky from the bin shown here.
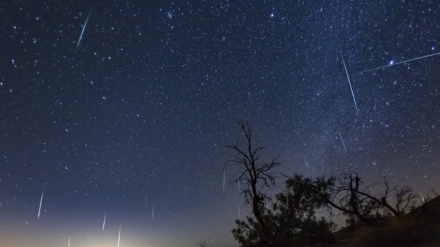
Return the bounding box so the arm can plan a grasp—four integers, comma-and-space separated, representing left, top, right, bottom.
1, 1, 440, 247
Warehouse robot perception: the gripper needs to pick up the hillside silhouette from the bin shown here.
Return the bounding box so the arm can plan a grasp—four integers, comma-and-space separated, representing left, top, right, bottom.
330, 195, 440, 247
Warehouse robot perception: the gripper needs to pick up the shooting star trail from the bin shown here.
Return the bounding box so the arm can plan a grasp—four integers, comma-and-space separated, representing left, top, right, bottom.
76, 8, 92, 48
37, 190, 44, 219
341, 53, 359, 113
152, 203, 155, 220
339, 132, 347, 152
362, 51, 440, 73
421, 193, 426, 204
301, 150, 309, 168
102, 211, 106, 231
223, 169, 226, 192
118, 225, 121, 247
68, 237, 70, 247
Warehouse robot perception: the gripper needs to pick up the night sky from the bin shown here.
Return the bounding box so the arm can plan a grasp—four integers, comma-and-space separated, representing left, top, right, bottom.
1, 1, 440, 247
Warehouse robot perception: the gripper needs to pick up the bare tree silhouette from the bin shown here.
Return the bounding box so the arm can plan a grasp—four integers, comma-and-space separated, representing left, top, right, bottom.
291, 172, 418, 227
226, 120, 281, 244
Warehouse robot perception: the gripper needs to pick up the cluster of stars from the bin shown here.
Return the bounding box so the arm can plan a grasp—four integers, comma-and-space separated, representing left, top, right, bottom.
0, 1, 439, 247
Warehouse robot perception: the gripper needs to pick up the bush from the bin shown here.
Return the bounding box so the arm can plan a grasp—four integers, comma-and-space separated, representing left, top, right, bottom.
354, 215, 433, 247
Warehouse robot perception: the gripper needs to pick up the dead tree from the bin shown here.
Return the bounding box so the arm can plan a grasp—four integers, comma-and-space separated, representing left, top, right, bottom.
226, 120, 281, 243
335, 173, 417, 218
196, 241, 209, 247
291, 172, 417, 227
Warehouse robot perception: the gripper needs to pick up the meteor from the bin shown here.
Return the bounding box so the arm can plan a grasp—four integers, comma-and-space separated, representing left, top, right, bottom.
341, 53, 359, 113
37, 190, 44, 219
152, 203, 155, 220
68, 237, 71, 247
362, 51, 440, 73
102, 211, 106, 231
301, 150, 309, 168
76, 8, 92, 48
339, 132, 347, 152
223, 169, 226, 192
118, 225, 121, 247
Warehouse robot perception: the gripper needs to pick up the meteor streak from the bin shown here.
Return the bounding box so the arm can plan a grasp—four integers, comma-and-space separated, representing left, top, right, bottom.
102, 211, 106, 231
68, 237, 71, 247
301, 150, 309, 168
76, 8, 92, 48
339, 132, 347, 152
341, 54, 359, 113
38, 190, 44, 219
362, 51, 440, 73
223, 169, 226, 192
152, 203, 155, 220
118, 225, 121, 247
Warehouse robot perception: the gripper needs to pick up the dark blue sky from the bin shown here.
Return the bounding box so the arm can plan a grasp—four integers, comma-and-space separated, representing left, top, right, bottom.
1, 1, 439, 246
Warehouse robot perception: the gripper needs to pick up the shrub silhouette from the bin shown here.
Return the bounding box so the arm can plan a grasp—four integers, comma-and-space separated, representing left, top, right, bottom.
354, 214, 436, 247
